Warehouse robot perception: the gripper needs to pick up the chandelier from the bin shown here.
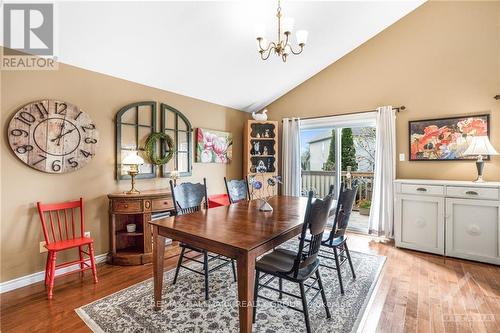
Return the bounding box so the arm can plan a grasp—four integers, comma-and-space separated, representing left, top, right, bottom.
255, 0, 308, 62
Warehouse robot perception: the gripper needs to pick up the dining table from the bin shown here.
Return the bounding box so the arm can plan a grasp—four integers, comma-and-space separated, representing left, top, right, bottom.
150, 195, 313, 333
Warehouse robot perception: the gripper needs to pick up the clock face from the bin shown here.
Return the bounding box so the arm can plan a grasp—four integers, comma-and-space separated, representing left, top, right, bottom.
7, 100, 99, 174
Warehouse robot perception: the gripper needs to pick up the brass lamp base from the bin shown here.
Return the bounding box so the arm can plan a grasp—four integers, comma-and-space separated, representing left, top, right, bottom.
125, 170, 140, 194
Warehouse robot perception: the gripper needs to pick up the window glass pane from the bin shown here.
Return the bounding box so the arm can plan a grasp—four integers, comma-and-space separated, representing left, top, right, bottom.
162, 156, 175, 173
164, 110, 176, 130
177, 131, 189, 152
121, 125, 137, 150
120, 107, 136, 124
178, 117, 188, 131
178, 152, 189, 172
163, 130, 176, 151
139, 163, 153, 174
138, 105, 152, 126
138, 127, 152, 150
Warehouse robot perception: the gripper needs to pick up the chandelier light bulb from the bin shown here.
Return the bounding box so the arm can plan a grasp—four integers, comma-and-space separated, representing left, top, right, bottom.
254, 24, 266, 39
282, 17, 294, 33
296, 30, 308, 45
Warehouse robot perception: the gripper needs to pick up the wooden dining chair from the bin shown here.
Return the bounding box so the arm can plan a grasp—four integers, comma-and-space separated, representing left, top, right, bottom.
36, 198, 98, 300
253, 191, 333, 333
170, 179, 236, 300
224, 177, 250, 203
304, 183, 359, 295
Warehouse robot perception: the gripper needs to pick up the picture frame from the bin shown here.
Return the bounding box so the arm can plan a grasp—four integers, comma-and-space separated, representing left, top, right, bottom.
408, 114, 490, 161
196, 128, 233, 164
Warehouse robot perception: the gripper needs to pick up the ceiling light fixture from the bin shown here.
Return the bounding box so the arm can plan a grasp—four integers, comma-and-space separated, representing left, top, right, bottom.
255, 0, 308, 62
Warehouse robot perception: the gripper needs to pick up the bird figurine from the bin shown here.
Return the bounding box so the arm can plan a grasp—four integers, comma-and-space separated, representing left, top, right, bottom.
252, 109, 268, 121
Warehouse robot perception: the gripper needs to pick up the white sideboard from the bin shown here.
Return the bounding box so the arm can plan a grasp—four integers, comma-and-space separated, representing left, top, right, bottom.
394, 179, 500, 265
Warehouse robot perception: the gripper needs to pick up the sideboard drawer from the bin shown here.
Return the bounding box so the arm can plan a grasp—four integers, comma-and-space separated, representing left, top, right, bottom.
152, 198, 174, 211
113, 200, 142, 213
400, 184, 444, 196
446, 186, 499, 200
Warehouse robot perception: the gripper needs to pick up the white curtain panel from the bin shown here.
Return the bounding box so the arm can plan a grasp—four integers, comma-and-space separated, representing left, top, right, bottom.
282, 118, 301, 196
368, 106, 396, 238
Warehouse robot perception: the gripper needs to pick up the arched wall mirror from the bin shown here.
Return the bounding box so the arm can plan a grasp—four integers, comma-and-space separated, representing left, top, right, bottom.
115, 101, 157, 180
160, 103, 193, 177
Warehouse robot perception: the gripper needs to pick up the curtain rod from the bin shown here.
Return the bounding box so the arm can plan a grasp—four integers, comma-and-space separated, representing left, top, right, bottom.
283, 106, 406, 121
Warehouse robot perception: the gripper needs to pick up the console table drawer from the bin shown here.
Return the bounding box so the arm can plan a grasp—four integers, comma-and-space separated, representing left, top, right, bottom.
401, 184, 444, 196
152, 198, 174, 211
446, 186, 499, 200
113, 200, 142, 213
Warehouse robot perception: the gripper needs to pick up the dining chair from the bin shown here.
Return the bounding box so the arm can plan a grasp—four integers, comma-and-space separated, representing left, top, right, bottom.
305, 183, 359, 295
170, 179, 237, 300
224, 177, 250, 203
253, 191, 333, 333
36, 198, 98, 300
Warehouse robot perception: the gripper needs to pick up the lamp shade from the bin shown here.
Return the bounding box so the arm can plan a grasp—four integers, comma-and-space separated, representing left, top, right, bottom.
282, 17, 294, 33
463, 136, 499, 156
122, 151, 145, 165
296, 30, 308, 45
254, 24, 266, 39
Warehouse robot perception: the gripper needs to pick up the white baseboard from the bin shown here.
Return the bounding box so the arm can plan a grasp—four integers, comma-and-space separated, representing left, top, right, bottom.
0, 253, 108, 294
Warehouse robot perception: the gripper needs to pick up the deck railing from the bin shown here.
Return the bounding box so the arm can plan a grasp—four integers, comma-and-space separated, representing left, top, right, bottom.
301, 170, 374, 206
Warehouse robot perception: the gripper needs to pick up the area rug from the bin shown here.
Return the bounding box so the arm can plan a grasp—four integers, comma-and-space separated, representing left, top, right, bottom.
76, 240, 385, 333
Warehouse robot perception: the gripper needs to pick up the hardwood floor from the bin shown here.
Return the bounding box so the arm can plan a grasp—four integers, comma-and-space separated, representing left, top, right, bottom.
1, 233, 499, 333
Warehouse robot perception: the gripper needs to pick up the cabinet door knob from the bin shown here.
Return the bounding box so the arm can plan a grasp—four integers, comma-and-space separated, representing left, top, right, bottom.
124, 204, 128, 208
465, 191, 478, 195
416, 187, 427, 192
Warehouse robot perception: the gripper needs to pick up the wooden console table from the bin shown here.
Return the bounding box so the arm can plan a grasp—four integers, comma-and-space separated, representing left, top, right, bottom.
108, 189, 178, 265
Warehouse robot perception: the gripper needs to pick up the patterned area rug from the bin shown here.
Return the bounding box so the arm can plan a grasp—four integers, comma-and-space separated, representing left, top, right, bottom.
76, 240, 385, 333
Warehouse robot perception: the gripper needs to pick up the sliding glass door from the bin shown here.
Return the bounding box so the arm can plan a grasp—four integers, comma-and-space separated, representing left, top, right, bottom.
299, 113, 377, 232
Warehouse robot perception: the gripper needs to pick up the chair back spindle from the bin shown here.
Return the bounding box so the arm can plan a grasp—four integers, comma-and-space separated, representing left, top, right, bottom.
293, 191, 334, 277
224, 177, 250, 204
170, 178, 208, 216
37, 198, 85, 245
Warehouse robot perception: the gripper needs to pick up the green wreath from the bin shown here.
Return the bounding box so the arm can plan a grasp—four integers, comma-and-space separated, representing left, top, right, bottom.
144, 132, 175, 165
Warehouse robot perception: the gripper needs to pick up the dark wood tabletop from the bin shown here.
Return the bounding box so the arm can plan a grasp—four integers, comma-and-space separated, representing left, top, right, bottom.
150, 196, 310, 333
150, 195, 309, 251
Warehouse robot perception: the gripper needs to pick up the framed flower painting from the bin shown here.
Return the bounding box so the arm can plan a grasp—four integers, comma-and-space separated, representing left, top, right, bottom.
196, 128, 233, 164
409, 114, 490, 161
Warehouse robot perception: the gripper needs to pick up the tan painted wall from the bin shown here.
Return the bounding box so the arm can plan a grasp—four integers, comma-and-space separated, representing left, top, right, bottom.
1, 62, 248, 282
267, 1, 500, 181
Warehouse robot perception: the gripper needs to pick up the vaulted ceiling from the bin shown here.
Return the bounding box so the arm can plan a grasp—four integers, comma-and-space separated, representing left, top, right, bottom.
55, 1, 424, 112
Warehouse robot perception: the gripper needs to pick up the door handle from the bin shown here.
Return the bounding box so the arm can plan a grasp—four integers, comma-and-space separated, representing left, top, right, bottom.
465, 190, 479, 195
416, 187, 427, 192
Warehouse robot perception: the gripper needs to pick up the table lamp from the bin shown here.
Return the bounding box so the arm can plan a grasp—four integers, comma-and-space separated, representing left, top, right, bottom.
463, 136, 498, 182
122, 151, 144, 194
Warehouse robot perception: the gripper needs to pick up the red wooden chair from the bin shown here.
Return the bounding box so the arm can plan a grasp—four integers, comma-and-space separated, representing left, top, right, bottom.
37, 198, 98, 299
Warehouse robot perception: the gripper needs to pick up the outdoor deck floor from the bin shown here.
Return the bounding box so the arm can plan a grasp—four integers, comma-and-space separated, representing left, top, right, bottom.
349, 211, 369, 232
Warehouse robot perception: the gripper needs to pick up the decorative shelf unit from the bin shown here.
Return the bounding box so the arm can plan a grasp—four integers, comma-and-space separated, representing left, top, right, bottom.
243, 120, 279, 199
108, 189, 179, 265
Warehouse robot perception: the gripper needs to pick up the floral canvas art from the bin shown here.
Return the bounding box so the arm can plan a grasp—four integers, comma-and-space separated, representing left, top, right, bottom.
409, 115, 490, 161
196, 128, 233, 164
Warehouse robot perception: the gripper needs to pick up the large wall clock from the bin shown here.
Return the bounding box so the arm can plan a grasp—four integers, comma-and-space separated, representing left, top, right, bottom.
7, 99, 99, 174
